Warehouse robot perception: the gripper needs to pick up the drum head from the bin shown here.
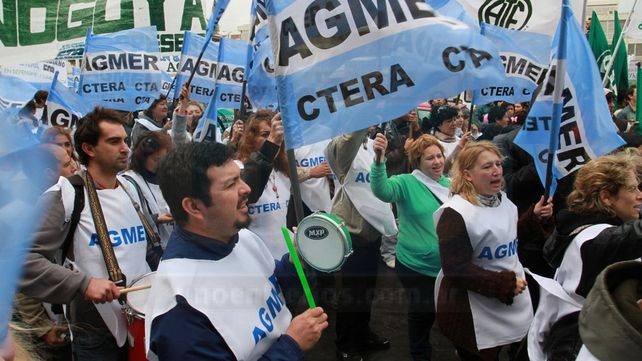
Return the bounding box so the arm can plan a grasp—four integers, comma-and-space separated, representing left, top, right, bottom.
297, 213, 352, 272
126, 272, 155, 317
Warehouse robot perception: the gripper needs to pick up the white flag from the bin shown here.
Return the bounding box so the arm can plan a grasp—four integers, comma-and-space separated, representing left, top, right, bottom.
457, 0, 583, 37
625, 1, 642, 39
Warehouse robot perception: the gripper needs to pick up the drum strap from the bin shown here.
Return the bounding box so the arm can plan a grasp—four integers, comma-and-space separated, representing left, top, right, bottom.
81, 171, 126, 288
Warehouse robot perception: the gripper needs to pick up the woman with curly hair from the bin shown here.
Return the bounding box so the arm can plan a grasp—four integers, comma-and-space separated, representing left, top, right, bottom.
434, 141, 532, 361
529, 151, 642, 361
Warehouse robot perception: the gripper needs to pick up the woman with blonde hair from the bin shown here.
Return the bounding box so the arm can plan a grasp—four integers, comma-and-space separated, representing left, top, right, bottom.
370, 133, 450, 361
529, 151, 642, 361
434, 141, 532, 361
40, 126, 80, 172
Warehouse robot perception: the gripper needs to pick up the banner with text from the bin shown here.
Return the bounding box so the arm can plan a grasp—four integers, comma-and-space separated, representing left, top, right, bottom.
473, 23, 549, 104
457, 0, 583, 37
267, 0, 506, 149
47, 72, 94, 128
514, 3, 624, 194
0, 0, 216, 65
79, 26, 162, 112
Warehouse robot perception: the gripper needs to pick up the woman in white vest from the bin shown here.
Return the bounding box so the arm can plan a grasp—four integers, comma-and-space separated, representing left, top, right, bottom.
433, 141, 532, 361
528, 152, 642, 361
236, 110, 291, 258
370, 133, 452, 361
121, 131, 174, 250
294, 139, 335, 213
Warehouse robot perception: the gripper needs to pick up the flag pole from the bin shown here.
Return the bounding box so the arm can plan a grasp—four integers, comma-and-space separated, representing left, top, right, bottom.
240, 4, 260, 119
544, 0, 570, 197
602, 0, 638, 86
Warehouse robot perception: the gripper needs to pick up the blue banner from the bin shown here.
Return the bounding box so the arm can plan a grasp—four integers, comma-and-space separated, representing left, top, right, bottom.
175, 32, 220, 103
473, 23, 550, 104
428, 0, 479, 30
0, 74, 38, 112
47, 72, 95, 128
514, 1, 625, 195
160, 71, 175, 100
79, 27, 162, 111
247, 36, 278, 109
194, 91, 220, 143
214, 37, 248, 109
267, 0, 506, 150
0, 116, 53, 343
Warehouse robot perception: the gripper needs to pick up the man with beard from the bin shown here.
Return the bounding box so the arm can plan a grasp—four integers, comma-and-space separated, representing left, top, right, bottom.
20, 107, 151, 360
145, 141, 328, 360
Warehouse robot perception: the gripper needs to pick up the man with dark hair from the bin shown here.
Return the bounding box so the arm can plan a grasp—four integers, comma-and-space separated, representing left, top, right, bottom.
478, 106, 512, 141
146, 141, 328, 360
20, 107, 151, 361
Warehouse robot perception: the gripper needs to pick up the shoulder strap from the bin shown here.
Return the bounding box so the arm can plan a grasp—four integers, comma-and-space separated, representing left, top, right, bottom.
61, 174, 84, 262
81, 171, 126, 287
121, 174, 154, 216
117, 178, 161, 248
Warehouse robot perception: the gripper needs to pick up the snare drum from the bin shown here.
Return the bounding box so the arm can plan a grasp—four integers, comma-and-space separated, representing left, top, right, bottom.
124, 272, 155, 361
296, 212, 353, 272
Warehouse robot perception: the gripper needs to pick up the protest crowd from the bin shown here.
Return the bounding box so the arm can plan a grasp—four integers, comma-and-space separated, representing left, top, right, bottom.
2, 1, 642, 361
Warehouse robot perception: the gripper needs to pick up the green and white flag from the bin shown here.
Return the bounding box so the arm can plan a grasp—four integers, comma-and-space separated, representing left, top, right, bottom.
625, 0, 642, 40
612, 11, 630, 103
588, 11, 615, 94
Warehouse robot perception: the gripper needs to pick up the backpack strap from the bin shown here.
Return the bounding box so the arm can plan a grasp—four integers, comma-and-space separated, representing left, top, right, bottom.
60, 174, 84, 262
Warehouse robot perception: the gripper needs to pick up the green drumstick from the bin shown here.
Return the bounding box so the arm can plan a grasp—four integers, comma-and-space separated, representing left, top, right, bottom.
281, 226, 316, 309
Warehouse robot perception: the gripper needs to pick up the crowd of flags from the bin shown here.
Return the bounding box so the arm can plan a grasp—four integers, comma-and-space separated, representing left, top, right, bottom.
2, 0, 642, 345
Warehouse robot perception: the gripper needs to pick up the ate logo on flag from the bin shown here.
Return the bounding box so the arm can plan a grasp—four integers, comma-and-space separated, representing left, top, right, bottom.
479, 0, 533, 30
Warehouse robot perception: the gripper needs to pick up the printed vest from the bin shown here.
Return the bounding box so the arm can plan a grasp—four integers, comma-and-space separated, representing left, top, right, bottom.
145, 229, 292, 361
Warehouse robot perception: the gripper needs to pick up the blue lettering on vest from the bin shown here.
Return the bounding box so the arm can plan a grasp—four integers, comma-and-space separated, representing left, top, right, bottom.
88, 225, 145, 247
298, 156, 326, 168
248, 202, 282, 215
355, 172, 370, 183
477, 239, 519, 260
252, 273, 286, 344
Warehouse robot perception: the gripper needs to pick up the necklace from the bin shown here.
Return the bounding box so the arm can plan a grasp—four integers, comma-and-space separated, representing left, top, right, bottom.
269, 172, 279, 198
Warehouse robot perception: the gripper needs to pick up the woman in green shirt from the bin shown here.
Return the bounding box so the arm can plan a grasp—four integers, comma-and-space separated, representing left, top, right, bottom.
371, 133, 451, 361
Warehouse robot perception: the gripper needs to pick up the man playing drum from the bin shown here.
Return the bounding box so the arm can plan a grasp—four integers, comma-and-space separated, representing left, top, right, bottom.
20, 107, 152, 360
145, 141, 328, 360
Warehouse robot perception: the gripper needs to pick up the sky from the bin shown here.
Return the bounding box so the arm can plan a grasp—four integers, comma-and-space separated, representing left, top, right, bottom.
218, 0, 253, 34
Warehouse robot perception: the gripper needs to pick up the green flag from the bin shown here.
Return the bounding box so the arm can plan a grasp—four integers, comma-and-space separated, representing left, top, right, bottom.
589, 11, 615, 92
612, 11, 630, 104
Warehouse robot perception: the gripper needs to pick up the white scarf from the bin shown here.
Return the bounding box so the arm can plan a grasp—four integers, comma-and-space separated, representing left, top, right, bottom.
411, 169, 450, 204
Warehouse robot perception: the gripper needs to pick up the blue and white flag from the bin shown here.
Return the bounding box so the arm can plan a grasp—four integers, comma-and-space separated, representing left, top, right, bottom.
160, 71, 175, 100
247, 0, 278, 109
514, 1, 625, 196
0, 74, 38, 112
47, 72, 94, 129
457, 0, 584, 37
474, 23, 550, 104
247, 36, 278, 109
193, 91, 221, 143
204, 0, 231, 46
79, 27, 162, 111
0, 116, 54, 344
175, 32, 220, 104
427, 0, 479, 30
214, 37, 247, 109
266, 0, 506, 149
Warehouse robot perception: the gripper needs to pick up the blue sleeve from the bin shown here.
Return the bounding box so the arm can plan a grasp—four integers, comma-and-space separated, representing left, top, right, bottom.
150, 295, 304, 361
